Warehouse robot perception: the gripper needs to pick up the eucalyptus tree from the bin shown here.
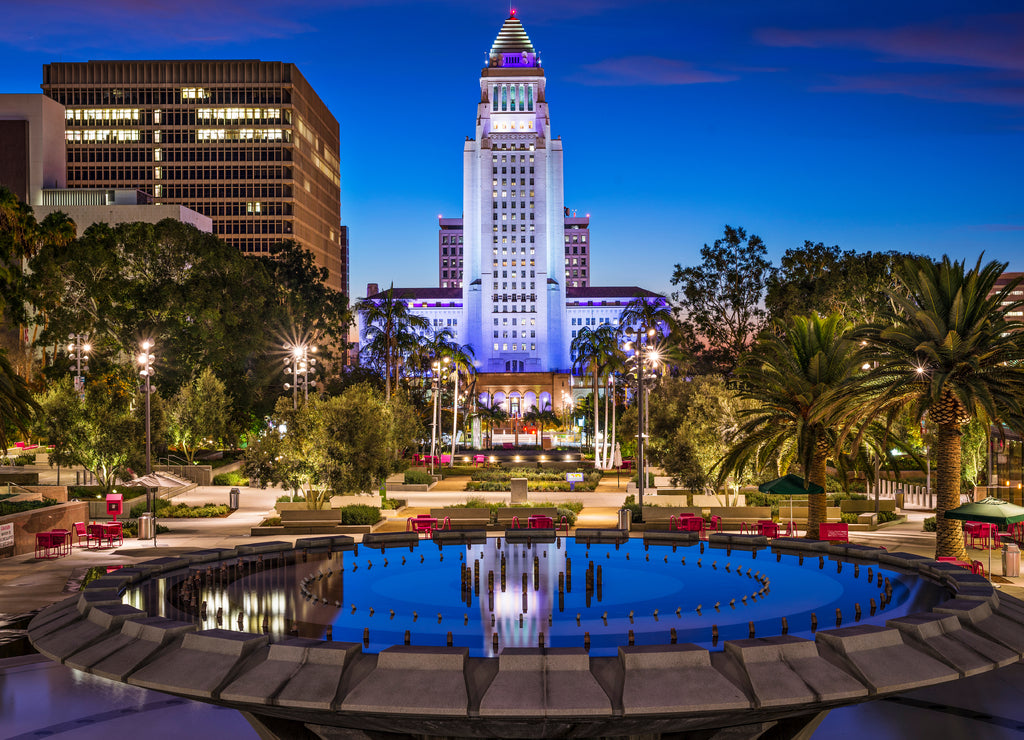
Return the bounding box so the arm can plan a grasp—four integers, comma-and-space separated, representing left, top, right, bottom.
356, 285, 430, 402
720, 313, 865, 538
846, 256, 1024, 560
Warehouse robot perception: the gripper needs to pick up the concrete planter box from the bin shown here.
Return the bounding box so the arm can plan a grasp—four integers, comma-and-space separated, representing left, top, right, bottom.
0, 501, 89, 557
330, 494, 383, 508
387, 481, 438, 492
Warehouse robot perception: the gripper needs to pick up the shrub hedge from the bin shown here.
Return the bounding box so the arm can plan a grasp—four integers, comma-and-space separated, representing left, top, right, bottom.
340, 504, 381, 525
213, 471, 249, 486
404, 469, 433, 485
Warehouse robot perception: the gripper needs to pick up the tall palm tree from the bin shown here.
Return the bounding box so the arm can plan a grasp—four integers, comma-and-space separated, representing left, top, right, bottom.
719, 313, 864, 538
847, 256, 1024, 560
356, 284, 429, 402
593, 324, 624, 467
571, 326, 603, 464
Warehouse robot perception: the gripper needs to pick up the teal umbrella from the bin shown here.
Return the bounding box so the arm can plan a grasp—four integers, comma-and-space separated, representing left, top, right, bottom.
943, 497, 1024, 583
758, 474, 824, 496
759, 475, 825, 535
943, 497, 1024, 526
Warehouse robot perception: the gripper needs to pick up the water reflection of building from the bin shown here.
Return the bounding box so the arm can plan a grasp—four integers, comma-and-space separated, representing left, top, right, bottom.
477, 541, 565, 657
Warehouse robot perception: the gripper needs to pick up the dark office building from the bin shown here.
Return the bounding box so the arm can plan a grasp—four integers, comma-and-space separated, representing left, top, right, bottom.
42, 60, 346, 292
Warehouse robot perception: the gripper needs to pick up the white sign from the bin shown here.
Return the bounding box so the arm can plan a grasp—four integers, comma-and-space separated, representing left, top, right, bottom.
566, 473, 584, 483
0, 523, 13, 549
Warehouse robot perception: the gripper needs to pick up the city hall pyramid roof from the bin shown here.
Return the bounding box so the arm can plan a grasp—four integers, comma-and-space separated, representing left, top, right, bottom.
489, 12, 535, 56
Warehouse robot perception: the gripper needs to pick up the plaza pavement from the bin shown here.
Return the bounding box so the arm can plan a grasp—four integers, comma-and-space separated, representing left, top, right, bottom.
3, 474, 1024, 740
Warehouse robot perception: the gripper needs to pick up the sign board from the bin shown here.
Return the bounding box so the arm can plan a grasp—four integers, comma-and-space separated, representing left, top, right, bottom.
0, 522, 13, 549
565, 473, 584, 483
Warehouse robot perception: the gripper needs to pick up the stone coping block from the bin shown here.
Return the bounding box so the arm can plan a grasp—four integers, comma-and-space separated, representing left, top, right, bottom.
935, 599, 1024, 655
432, 529, 488, 546
479, 648, 612, 718
85, 575, 133, 591
504, 528, 556, 545
34, 604, 147, 661
342, 646, 470, 716
642, 531, 699, 546
219, 638, 360, 708
295, 535, 355, 551
708, 533, 768, 550
73, 617, 197, 679
236, 541, 293, 555
877, 551, 930, 572
181, 547, 234, 563
278, 642, 363, 710
769, 537, 831, 554
135, 556, 193, 574
886, 613, 1018, 676
29, 601, 88, 643
826, 543, 885, 561
815, 624, 958, 694
362, 531, 419, 550
128, 628, 270, 698
724, 635, 867, 707
28, 597, 79, 633
619, 644, 750, 715
574, 529, 629, 544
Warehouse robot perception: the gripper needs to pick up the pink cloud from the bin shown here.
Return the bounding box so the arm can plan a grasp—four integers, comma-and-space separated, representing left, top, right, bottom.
757, 13, 1024, 72
574, 56, 738, 86
815, 72, 1024, 108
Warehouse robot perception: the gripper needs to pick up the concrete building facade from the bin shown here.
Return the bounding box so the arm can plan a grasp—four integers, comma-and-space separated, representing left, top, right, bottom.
359, 14, 661, 416
40, 60, 347, 294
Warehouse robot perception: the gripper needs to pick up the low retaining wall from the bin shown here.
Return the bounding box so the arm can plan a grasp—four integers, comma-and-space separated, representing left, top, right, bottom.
0, 501, 89, 557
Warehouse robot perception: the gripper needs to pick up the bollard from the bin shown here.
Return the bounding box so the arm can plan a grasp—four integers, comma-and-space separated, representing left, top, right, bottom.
404, 630, 410, 645
447, 631, 453, 647
670, 628, 677, 644
781, 616, 788, 634
584, 632, 590, 651
628, 629, 635, 646
811, 613, 818, 632
493, 632, 499, 652
836, 608, 842, 627
363, 628, 369, 646
749, 621, 755, 638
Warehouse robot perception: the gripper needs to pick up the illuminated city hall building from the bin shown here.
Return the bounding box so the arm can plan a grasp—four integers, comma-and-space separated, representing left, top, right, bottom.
40, 60, 347, 294
362, 14, 657, 416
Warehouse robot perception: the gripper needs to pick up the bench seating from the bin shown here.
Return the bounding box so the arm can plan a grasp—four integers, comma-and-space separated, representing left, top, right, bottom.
430, 508, 491, 529
496, 507, 559, 529
279, 508, 344, 534
707, 506, 773, 531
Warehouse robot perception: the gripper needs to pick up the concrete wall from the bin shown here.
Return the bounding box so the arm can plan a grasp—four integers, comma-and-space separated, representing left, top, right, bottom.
0, 501, 88, 557
33, 204, 212, 234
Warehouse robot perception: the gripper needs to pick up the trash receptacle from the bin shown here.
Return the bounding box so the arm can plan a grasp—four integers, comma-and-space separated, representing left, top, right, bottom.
138, 512, 154, 540
229, 487, 240, 510
618, 508, 632, 532
1003, 542, 1020, 578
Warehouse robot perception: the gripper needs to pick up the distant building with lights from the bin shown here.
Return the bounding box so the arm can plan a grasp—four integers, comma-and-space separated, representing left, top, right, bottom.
361, 14, 662, 416
40, 60, 347, 294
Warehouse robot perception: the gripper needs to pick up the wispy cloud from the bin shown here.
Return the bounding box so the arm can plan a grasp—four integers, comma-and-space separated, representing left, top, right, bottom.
0, 0, 317, 52
969, 224, 1024, 232
757, 13, 1024, 72
816, 72, 1024, 108
572, 56, 737, 86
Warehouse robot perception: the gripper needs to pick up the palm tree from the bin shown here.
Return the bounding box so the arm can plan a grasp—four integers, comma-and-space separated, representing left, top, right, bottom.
356, 284, 430, 402
847, 256, 1024, 560
571, 326, 603, 464
719, 313, 864, 538
477, 400, 508, 450
593, 324, 624, 467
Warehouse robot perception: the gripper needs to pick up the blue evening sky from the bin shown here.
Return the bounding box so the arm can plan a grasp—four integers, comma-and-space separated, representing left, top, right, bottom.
1, 0, 1021, 298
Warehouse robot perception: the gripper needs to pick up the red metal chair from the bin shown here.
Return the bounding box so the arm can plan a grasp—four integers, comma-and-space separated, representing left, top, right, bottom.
708, 515, 722, 533
528, 515, 554, 529
72, 522, 91, 548
106, 521, 124, 546
971, 560, 986, 576
34, 532, 55, 559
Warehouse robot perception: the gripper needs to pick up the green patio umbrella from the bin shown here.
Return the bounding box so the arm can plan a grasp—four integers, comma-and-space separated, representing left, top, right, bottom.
944, 497, 1024, 583
758, 474, 824, 496
758, 475, 825, 534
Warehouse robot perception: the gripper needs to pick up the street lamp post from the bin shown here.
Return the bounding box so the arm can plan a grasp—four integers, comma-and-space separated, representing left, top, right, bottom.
67, 334, 91, 395
450, 363, 459, 467
138, 340, 156, 545
283, 344, 318, 409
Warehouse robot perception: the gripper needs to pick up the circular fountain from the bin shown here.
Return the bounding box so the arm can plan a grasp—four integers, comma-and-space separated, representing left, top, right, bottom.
28, 529, 1024, 739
